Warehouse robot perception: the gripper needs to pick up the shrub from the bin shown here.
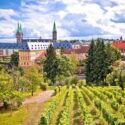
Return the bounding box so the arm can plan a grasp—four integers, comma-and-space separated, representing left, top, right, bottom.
77, 80, 86, 87
40, 117, 47, 125
65, 78, 71, 86
70, 76, 78, 85
40, 83, 48, 91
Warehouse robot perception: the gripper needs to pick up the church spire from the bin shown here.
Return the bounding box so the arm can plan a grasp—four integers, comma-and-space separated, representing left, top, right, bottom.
16, 22, 23, 44
52, 22, 57, 41
17, 23, 23, 33
20, 23, 23, 33
53, 21, 57, 33
17, 22, 20, 32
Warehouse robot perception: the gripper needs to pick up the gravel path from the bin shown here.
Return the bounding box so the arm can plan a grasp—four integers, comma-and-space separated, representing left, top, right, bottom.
22, 90, 54, 125
23, 90, 54, 105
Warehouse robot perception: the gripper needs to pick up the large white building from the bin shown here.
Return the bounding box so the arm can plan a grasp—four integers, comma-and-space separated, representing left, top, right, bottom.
26, 42, 52, 51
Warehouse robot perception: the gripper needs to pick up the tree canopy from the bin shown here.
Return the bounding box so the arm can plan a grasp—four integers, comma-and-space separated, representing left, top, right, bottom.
85, 39, 121, 85
43, 44, 76, 85
24, 65, 43, 96
10, 52, 19, 67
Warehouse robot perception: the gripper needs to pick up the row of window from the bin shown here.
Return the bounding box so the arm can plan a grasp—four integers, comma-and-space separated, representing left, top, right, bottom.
20, 57, 30, 60
30, 47, 48, 50
31, 44, 49, 47
20, 62, 30, 66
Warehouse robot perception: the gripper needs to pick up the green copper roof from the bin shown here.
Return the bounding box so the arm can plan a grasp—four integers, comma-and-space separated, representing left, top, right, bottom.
53, 22, 57, 32
17, 23, 23, 33
19, 23, 23, 32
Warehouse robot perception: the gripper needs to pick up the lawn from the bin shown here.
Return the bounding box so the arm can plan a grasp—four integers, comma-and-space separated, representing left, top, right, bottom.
0, 90, 53, 125
0, 103, 47, 125
0, 106, 27, 125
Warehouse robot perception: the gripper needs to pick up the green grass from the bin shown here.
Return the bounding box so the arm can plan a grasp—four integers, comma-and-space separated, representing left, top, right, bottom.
0, 106, 28, 125
0, 89, 52, 125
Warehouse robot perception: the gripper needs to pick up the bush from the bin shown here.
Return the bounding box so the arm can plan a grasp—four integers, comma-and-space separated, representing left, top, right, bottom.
40, 117, 47, 125
7, 92, 24, 109
40, 83, 48, 91
77, 80, 86, 87
70, 76, 78, 85
65, 78, 71, 86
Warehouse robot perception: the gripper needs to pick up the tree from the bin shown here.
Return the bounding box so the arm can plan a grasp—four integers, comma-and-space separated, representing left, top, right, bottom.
10, 52, 19, 67
105, 61, 125, 90
105, 70, 118, 86
114, 62, 125, 90
60, 47, 64, 55
120, 36, 123, 40
55, 56, 74, 83
11, 69, 21, 91
0, 69, 24, 109
43, 44, 58, 84
18, 76, 30, 92
85, 39, 96, 84
43, 44, 76, 85
85, 39, 121, 85
0, 69, 13, 108
69, 52, 79, 72
24, 66, 43, 96
106, 43, 121, 66
94, 39, 108, 85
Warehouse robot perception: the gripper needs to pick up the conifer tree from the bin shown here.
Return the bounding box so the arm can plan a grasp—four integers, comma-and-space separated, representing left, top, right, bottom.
85, 39, 95, 84
43, 44, 58, 84
94, 39, 108, 85
86, 39, 121, 85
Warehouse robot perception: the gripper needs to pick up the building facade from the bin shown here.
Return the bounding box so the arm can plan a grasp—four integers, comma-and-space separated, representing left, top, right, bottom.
0, 21, 90, 67
63, 45, 89, 61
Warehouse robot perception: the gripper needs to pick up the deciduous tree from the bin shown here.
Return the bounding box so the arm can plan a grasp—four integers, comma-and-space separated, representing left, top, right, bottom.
24, 66, 43, 96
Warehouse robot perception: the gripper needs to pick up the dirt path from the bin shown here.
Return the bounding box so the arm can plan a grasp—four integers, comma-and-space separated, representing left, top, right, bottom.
23, 90, 54, 105
73, 90, 83, 125
22, 90, 54, 125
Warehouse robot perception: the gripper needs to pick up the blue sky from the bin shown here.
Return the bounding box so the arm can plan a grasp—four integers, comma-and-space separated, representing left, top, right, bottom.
0, 0, 125, 40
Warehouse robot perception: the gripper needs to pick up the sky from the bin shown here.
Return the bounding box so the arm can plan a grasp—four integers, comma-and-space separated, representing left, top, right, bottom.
0, 0, 125, 41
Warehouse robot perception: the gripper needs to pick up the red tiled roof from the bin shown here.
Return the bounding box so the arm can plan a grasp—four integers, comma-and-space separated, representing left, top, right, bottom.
63, 45, 89, 54
112, 42, 125, 52
35, 51, 46, 61
112, 42, 125, 49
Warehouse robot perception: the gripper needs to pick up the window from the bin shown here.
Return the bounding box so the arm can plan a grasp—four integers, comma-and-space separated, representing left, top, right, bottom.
0, 50, 3, 55
6, 49, 8, 55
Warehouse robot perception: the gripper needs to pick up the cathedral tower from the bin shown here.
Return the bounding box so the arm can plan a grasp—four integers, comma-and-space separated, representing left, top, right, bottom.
16, 23, 23, 44
52, 22, 57, 41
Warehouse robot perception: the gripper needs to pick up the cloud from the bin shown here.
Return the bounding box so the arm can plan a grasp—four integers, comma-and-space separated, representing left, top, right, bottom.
0, 0, 125, 40
21, 0, 70, 39
0, 9, 19, 37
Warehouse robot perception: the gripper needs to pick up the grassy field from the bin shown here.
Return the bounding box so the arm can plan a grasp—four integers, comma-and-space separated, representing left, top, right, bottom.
0, 90, 52, 125
0, 106, 27, 125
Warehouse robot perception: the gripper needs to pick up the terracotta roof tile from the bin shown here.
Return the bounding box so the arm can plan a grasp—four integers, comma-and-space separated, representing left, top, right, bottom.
63, 45, 89, 54
35, 51, 46, 60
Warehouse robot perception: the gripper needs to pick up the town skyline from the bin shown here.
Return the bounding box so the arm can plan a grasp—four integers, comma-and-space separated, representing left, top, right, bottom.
0, 0, 125, 41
